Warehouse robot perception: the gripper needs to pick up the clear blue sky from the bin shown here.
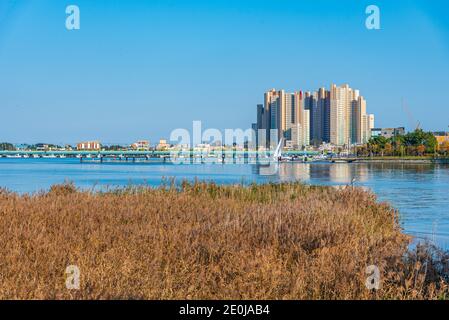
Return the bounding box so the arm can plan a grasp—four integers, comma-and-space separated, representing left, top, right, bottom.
1, 0, 448, 145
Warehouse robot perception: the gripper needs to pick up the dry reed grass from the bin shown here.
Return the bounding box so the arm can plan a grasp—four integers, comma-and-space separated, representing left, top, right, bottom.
0, 181, 447, 300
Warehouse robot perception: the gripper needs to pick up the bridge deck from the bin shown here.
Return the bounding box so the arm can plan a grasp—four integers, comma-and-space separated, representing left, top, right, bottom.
0, 150, 320, 157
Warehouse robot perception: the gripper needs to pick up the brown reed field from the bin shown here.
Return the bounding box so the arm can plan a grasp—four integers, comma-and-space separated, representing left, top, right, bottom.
0, 181, 448, 300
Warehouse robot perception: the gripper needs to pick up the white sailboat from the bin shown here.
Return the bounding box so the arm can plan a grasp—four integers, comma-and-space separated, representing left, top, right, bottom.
273, 138, 293, 162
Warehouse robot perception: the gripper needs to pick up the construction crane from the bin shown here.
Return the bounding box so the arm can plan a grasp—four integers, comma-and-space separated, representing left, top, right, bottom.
402, 98, 421, 131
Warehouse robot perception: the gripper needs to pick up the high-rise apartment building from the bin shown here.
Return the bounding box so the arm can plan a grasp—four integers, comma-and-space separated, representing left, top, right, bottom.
330, 84, 351, 146
302, 109, 310, 147
256, 84, 373, 148
330, 84, 372, 145
352, 95, 370, 144
317, 88, 331, 144
263, 89, 282, 146
368, 114, 375, 131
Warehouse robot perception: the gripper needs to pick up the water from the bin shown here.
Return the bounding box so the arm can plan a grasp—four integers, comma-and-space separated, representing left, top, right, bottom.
1, 158, 449, 248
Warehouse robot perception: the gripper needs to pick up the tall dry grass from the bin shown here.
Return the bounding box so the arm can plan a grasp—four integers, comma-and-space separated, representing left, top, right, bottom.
0, 182, 447, 300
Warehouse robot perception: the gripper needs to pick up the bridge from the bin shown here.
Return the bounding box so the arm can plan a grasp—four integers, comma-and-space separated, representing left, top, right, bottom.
0, 150, 321, 163
0, 150, 320, 156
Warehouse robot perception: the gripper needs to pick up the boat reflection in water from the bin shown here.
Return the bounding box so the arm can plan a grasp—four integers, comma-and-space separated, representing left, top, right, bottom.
255, 162, 371, 185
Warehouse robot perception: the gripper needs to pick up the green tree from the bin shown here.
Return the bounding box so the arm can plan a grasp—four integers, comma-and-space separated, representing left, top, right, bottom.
384, 142, 393, 156
368, 136, 388, 156
0, 142, 15, 151
417, 145, 426, 156
402, 129, 437, 155
424, 132, 438, 154
440, 141, 449, 156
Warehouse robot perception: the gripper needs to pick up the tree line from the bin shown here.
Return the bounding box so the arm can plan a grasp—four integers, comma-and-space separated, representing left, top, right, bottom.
0, 143, 15, 151
356, 129, 449, 157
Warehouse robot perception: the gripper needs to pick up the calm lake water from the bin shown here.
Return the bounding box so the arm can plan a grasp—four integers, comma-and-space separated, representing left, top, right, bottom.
1, 158, 449, 248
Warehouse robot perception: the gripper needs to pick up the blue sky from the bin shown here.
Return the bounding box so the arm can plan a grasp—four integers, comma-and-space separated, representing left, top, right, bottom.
0, 0, 448, 144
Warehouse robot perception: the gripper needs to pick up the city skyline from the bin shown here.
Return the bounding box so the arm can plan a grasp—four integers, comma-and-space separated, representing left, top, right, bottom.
255, 84, 374, 148
1, 0, 449, 144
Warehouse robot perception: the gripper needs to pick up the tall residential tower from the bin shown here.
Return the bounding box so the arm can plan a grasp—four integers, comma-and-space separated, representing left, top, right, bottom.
256, 84, 373, 148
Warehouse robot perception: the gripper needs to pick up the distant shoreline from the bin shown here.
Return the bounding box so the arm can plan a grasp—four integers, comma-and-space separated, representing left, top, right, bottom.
356, 157, 449, 164
1, 155, 449, 164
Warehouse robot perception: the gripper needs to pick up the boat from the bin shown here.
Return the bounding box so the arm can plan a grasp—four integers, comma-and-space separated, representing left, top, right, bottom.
273, 138, 294, 162
331, 159, 352, 163
312, 154, 328, 161
42, 154, 57, 159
